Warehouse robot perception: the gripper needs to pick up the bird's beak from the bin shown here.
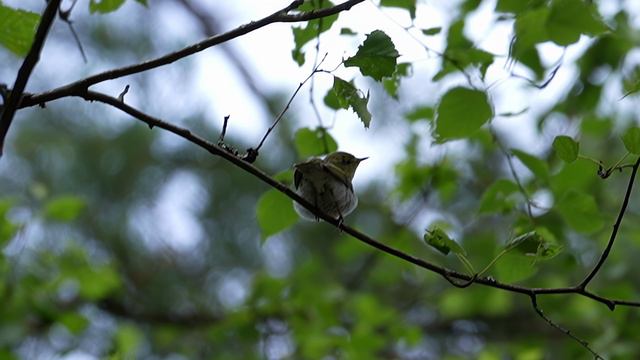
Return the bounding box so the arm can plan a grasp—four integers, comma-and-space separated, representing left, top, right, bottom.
358, 157, 369, 162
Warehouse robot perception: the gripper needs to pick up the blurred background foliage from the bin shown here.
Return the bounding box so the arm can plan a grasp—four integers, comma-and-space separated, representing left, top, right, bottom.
2, 0, 640, 359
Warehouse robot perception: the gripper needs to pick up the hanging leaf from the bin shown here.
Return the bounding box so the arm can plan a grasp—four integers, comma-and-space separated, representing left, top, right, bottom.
556, 190, 604, 234
621, 127, 640, 154
43, 195, 86, 222
344, 30, 399, 81
290, 1, 338, 65
423, 227, 465, 256
546, 0, 608, 46
512, 149, 549, 180
294, 127, 338, 158
0, 4, 39, 56
324, 76, 372, 128
380, 0, 417, 19
89, 0, 126, 13
552, 135, 579, 162
257, 190, 298, 241
435, 87, 492, 141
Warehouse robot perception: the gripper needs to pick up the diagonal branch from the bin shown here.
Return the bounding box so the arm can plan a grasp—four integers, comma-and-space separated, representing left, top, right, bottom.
530, 295, 603, 359
69, 90, 640, 311
18, 0, 365, 109
24, 89, 638, 358
0, 0, 63, 156
579, 156, 640, 289
252, 53, 329, 156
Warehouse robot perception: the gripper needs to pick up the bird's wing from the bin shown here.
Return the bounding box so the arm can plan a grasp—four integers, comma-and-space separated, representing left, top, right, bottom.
323, 162, 354, 191
293, 158, 322, 189
293, 168, 303, 189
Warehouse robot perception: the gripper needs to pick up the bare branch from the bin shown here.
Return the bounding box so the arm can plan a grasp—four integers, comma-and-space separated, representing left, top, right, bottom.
58, 0, 87, 63
579, 156, 640, 289
530, 295, 603, 359
175, 0, 269, 108
18, 0, 365, 109
491, 127, 534, 219
0, 0, 63, 156
251, 53, 329, 158
66, 90, 640, 314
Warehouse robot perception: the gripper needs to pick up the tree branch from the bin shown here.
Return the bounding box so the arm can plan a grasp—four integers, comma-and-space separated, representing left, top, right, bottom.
97, 298, 222, 327
18, 0, 365, 109
251, 53, 329, 157
65, 90, 640, 316
530, 295, 603, 359
0, 0, 63, 156
579, 156, 640, 289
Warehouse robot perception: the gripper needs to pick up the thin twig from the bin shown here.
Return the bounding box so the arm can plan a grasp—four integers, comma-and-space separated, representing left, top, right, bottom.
176, 0, 270, 109
23, 88, 640, 359
491, 128, 534, 219
19, 0, 366, 109
251, 53, 329, 155
309, 1, 331, 153
58, 0, 87, 63
0, 0, 63, 156
117, 85, 130, 102
369, 1, 478, 89
579, 156, 640, 289
219, 115, 231, 143
72, 90, 640, 312
530, 295, 603, 359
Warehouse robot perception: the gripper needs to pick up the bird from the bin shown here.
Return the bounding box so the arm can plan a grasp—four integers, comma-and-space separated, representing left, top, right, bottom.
293, 151, 367, 221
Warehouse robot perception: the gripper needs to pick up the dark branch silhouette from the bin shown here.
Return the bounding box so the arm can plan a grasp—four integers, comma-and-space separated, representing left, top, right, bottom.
18, 0, 365, 109
0, 0, 63, 155
64, 90, 640, 313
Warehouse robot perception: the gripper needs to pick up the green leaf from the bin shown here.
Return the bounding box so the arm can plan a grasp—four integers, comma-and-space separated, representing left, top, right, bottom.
535, 239, 562, 260
495, 0, 530, 14
274, 169, 295, 185
423, 227, 465, 256
421, 27, 442, 36
511, 149, 549, 180
0, 4, 39, 56
134, 0, 148, 6
380, 0, 416, 19
622, 66, 640, 98
404, 106, 433, 123
382, 63, 411, 99
478, 179, 519, 214
435, 20, 495, 80
325, 76, 372, 128
546, 0, 608, 46
511, 8, 549, 61
340, 28, 357, 35
58, 312, 89, 335
294, 127, 338, 158
115, 324, 143, 358
435, 87, 493, 141
552, 135, 579, 162
256, 189, 297, 240
506, 229, 562, 261
505, 231, 540, 250
344, 30, 399, 81
621, 127, 640, 154
43, 195, 86, 222
89, 0, 126, 13
76, 265, 121, 300
290, 1, 338, 65
494, 251, 537, 282
0, 199, 18, 246
556, 190, 604, 234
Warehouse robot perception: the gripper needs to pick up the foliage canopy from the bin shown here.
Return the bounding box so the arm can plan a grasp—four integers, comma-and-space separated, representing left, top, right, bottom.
2, 0, 640, 359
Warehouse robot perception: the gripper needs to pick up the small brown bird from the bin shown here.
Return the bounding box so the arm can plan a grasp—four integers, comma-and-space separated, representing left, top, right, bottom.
293, 151, 367, 221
